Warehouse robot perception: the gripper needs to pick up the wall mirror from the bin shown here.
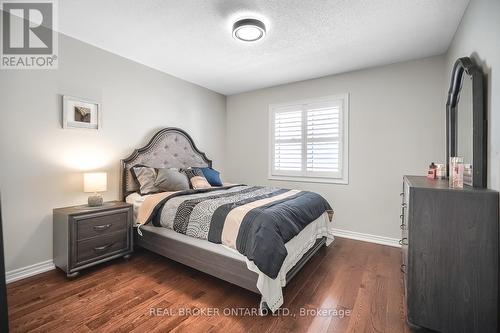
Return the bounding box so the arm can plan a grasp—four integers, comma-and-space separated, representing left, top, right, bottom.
446, 57, 486, 188
456, 75, 473, 177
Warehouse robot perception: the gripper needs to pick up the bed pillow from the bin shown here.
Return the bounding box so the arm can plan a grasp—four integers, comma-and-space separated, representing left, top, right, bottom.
130, 165, 159, 195
183, 168, 211, 189
199, 167, 223, 187
154, 168, 190, 192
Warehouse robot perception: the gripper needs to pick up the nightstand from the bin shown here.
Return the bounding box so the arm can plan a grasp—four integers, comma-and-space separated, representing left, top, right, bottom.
53, 201, 133, 278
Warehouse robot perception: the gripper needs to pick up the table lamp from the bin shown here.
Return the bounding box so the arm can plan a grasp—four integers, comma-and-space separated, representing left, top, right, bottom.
83, 172, 107, 207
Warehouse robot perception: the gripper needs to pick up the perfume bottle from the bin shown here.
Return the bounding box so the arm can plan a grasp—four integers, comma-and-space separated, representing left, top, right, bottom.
427, 162, 437, 179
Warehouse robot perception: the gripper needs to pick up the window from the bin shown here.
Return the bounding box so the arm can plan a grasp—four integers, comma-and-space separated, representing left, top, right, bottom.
269, 94, 349, 184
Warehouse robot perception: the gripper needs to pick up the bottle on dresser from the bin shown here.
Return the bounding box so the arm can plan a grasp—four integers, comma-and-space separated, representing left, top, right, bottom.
427, 162, 437, 179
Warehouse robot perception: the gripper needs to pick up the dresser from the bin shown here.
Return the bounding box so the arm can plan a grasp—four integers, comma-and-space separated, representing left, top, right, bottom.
401, 176, 499, 332
53, 201, 133, 278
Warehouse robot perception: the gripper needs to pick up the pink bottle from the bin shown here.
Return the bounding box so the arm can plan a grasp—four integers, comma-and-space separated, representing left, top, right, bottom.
427, 163, 437, 179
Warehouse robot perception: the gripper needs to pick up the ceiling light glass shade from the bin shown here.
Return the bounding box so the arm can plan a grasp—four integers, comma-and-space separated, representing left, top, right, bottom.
232, 18, 266, 42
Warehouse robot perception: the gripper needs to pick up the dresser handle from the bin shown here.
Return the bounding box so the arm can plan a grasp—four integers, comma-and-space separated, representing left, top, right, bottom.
399, 238, 408, 246
400, 223, 405, 230
400, 264, 407, 274
93, 224, 112, 231
401, 203, 407, 208
399, 214, 404, 219
400, 192, 404, 197
93, 243, 114, 252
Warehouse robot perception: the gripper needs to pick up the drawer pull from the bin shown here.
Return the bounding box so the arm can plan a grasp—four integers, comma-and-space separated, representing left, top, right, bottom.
401, 203, 407, 208
400, 192, 404, 197
93, 224, 112, 231
400, 264, 407, 274
399, 238, 408, 246
93, 243, 114, 252
400, 223, 405, 230
399, 214, 404, 219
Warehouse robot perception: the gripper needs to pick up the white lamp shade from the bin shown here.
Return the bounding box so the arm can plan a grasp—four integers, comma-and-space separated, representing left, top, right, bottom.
84, 172, 107, 193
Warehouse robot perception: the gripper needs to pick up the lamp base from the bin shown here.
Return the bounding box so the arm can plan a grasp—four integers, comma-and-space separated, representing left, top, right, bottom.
88, 194, 103, 207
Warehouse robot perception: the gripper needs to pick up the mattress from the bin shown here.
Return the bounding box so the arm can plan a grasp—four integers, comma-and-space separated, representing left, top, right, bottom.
126, 191, 146, 223
126, 192, 334, 312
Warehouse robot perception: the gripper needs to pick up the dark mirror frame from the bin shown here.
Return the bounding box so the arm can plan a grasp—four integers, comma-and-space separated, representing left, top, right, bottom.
446, 57, 487, 188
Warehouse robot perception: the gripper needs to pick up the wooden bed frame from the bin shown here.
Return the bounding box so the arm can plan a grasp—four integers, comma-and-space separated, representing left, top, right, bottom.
120, 127, 327, 295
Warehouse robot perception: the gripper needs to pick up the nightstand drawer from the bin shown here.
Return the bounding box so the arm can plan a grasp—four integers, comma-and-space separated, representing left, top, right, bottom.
76, 232, 127, 264
76, 212, 128, 240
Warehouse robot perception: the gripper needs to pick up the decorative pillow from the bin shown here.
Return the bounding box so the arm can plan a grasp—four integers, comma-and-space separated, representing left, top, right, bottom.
130, 165, 159, 195
199, 167, 223, 187
183, 168, 211, 189
154, 168, 190, 192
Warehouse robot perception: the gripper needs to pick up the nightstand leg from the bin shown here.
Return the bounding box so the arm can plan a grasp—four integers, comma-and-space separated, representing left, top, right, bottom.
67, 271, 80, 279
123, 254, 132, 260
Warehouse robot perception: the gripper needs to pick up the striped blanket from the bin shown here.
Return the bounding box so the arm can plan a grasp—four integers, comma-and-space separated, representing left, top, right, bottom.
137, 185, 333, 278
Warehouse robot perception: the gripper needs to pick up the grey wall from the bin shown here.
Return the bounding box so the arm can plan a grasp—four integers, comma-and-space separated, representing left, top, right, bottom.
0, 34, 226, 272
445, 0, 500, 191
225, 56, 446, 239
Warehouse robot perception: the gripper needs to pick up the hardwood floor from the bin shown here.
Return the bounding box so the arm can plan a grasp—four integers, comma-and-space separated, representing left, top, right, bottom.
7, 237, 411, 332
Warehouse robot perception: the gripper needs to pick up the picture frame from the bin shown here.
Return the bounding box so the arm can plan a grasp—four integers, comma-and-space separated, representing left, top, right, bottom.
62, 95, 101, 130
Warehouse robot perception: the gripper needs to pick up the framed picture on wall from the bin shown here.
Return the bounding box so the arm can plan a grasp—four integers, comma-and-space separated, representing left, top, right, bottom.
62, 95, 101, 130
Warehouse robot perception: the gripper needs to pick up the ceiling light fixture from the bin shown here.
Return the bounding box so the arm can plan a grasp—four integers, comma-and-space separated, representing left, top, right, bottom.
232, 18, 266, 42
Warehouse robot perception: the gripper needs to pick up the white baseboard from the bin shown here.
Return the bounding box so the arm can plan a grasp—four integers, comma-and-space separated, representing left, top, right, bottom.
6, 259, 55, 284
332, 228, 400, 248
3, 230, 398, 283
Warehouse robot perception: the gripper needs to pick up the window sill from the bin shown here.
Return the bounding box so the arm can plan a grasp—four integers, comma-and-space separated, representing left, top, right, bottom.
268, 175, 348, 185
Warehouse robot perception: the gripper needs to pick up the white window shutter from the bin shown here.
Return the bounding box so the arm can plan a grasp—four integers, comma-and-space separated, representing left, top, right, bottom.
273, 109, 302, 172
306, 105, 341, 176
269, 94, 348, 184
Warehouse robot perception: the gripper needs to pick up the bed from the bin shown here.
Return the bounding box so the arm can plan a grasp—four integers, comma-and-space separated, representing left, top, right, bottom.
120, 128, 335, 312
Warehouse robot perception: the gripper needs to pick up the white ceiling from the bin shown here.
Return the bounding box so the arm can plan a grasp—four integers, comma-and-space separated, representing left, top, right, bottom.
59, 0, 469, 95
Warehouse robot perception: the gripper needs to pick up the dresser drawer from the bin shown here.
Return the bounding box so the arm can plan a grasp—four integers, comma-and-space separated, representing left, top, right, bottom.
76, 212, 128, 240
75, 232, 128, 264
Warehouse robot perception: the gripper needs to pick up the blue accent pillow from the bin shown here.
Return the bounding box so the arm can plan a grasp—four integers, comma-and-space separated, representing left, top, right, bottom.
199, 167, 223, 186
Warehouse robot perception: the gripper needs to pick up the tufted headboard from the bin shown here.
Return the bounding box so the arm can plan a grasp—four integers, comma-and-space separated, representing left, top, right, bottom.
120, 127, 212, 200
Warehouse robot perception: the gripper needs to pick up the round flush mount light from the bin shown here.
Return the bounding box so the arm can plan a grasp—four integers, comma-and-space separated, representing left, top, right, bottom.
232, 18, 266, 42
